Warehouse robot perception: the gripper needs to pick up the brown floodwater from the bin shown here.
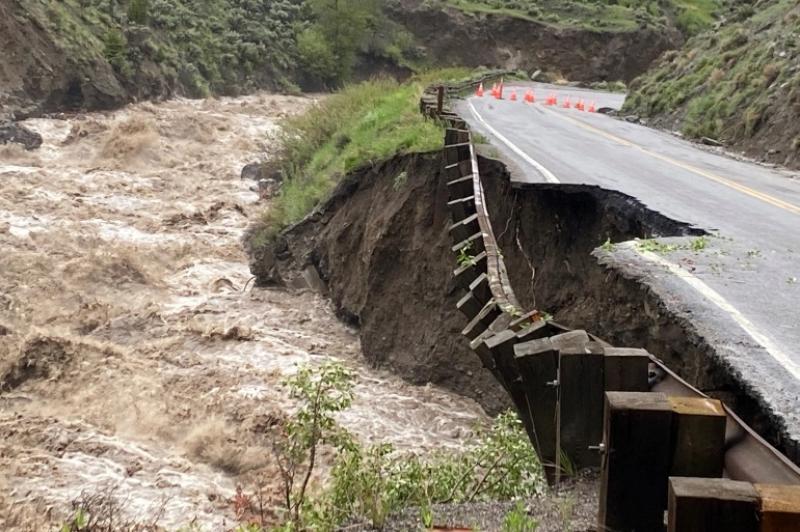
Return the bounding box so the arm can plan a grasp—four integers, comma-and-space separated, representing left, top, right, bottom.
0, 94, 488, 530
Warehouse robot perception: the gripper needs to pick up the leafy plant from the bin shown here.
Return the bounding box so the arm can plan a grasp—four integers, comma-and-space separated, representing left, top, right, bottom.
502, 501, 538, 532
457, 242, 477, 267
269, 361, 355, 528
690, 236, 708, 251
636, 238, 679, 254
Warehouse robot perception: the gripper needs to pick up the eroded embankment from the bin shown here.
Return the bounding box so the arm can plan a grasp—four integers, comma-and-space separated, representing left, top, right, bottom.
248, 152, 510, 415
477, 156, 792, 456
253, 141, 799, 463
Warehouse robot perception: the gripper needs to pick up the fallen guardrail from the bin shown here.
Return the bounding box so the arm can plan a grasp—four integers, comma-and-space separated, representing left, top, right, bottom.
420, 79, 800, 531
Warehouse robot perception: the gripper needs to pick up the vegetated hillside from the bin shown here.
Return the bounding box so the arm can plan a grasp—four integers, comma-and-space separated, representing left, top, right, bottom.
624, 0, 800, 169
387, 0, 729, 83
0, 0, 415, 118
441, 0, 724, 34
1, 0, 732, 119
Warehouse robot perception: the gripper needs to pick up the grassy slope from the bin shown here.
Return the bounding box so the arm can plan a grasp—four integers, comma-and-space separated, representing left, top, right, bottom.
255, 69, 474, 242
624, 0, 800, 165
442, 0, 723, 34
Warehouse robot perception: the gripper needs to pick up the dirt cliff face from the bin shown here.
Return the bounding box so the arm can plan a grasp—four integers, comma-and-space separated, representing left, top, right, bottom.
388, 0, 682, 82
247, 152, 510, 415
0, 2, 153, 119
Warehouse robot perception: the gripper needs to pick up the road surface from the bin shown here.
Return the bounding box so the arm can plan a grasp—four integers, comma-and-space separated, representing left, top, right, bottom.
458, 82, 800, 449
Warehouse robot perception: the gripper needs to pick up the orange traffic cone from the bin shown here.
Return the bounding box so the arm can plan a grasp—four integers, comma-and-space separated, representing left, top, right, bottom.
562, 97, 571, 109
524, 90, 535, 103
576, 99, 585, 111
510, 91, 517, 101
476, 83, 484, 97
588, 101, 596, 113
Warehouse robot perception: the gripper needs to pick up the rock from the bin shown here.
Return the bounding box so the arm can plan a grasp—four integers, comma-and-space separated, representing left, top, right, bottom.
530, 69, 542, 81
241, 162, 265, 180
700, 137, 723, 147
623, 115, 640, 123
241, 161, 283, 182
0, 123, 43, 150
597, 107, 617, 115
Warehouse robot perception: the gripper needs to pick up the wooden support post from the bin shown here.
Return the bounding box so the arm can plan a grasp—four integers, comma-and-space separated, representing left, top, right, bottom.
484, 330, 536, 441
451, 232, 486, 257
453, 251, 487, 291
668, 397, 727, 478
514, 337, 559, 479
447, 195, 476, 222
436, 85, 444, 114
461, 300, 501, 341
456, 290, 483, 321
468, 273, 492, 307
444, 128, 470, 145
604, 347, 650, 392
443, 142, 472, 166
668, 477, 759, 532
599, 392, 673, 532
755, 484, 800, 531
559, 343, 604, 468
449, 213, 481, 245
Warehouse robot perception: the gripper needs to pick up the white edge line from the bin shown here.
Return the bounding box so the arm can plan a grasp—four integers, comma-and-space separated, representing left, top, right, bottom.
621, 241, 800, 382
467, 100, 560, 184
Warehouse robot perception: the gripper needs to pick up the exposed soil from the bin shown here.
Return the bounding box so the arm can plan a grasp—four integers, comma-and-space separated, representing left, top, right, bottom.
248, 152, 511, 416
0, 95, 491, 530
389, 0, 682, 83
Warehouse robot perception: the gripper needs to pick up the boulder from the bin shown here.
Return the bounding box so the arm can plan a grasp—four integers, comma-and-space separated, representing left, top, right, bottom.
0, 123, 43, 150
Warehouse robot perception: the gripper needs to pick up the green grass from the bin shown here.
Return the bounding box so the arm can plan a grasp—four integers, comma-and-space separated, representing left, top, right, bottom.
624, 0, 799, 148
258, 69, 472, 238
443, 0, 724, 34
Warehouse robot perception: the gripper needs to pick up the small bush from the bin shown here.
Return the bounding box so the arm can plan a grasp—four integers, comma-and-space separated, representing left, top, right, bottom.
127, 0, 149, 25
255, 361, 545, 531
103, 29, 128, 72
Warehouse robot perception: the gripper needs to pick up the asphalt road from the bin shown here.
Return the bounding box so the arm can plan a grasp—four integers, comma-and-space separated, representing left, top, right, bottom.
458, 82, 800, 445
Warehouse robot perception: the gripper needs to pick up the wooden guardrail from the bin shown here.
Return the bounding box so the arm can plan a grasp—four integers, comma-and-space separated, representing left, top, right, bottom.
420, 79, 800, 531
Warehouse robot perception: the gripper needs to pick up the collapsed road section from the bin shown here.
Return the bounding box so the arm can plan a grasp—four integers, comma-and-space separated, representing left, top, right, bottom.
248, 78, 800, 529
423, 80, 800, 530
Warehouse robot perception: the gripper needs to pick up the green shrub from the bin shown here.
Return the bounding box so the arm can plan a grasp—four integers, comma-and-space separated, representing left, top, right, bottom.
258, 361, 545, 531
103, 28, 129, 73
297, 28, 339, 87
128, 0, 149, 25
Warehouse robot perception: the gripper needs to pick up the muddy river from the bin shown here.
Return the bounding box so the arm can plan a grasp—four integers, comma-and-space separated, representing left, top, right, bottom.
0, 94, 488, 530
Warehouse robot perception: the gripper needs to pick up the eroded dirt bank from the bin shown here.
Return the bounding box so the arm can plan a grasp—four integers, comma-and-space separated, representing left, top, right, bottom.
247, 152, 510, 416
0, 96, 490, 530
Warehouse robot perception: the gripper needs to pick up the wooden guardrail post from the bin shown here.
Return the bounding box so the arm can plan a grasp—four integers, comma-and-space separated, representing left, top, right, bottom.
600, 393, 728, 531
668, 477, 759, 532
514, 336, 559, 479
755, 484, 800, 531
604, 347, 650, 392
559, 342, 604, 468
669, 397, 727, 478
599, 392, 674, 531
437, 85, 444, 115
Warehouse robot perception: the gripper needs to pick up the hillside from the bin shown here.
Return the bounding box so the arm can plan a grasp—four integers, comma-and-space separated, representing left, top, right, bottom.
1, 0, 732, 120
624, 0, 800, 169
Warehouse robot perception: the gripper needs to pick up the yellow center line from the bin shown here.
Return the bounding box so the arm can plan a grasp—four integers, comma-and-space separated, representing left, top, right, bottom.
541, 107, 800, 216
